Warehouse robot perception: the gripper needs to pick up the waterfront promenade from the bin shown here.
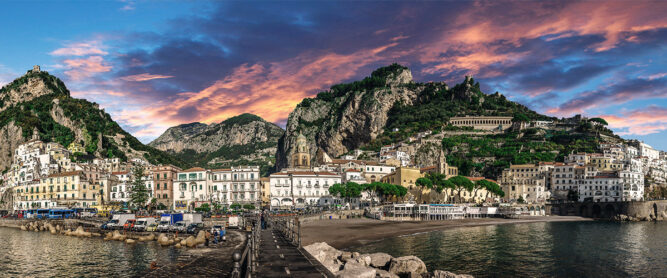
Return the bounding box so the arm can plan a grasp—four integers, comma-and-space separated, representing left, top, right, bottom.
256, 224, 330, 277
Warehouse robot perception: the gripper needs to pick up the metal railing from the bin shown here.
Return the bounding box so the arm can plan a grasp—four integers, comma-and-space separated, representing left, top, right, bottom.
231, 216, 260, 278
270, 215, 301, 247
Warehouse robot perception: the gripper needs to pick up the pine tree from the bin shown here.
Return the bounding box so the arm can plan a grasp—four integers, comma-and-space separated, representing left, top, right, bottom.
129, 166, 149, 211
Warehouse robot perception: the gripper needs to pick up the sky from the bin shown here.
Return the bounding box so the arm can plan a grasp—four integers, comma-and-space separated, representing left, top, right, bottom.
0, 1, 665, 150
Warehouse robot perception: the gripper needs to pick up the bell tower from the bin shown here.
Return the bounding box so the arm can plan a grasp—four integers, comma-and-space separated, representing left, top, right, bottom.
290, 132, 311, 169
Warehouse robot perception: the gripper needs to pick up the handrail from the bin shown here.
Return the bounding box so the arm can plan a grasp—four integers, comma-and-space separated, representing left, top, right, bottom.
231, 215, 260, 278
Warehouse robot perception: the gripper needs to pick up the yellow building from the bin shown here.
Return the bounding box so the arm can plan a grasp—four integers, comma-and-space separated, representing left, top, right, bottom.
590, 155, 623, 171
381, 167, 423, 189
25, 171, 98, 207
68, 142, 86, 154
260, 177, 270, 209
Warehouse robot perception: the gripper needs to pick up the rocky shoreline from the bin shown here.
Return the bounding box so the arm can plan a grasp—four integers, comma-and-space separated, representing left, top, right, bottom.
304, 242, 472, 278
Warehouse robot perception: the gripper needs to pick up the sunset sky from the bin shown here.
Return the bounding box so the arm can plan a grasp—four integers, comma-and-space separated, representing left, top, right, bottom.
0, 1, 665, 150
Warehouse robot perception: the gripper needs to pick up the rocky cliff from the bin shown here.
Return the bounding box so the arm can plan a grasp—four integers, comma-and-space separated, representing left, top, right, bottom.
276, 64, 423, 169
0, 68, 184, 171
149, 113, 284, 174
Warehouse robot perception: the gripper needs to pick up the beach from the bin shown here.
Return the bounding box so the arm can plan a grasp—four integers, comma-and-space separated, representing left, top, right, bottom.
300, 216, 591, 249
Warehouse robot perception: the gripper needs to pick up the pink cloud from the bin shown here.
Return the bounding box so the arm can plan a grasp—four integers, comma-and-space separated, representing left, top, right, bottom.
62, 56, 112, 80
51, 42, 108, 56
121, 73, 174, 82
418, 2, 667, 77
600, 106, 667, 136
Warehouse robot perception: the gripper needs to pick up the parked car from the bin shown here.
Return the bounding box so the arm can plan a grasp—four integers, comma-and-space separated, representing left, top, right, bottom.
146, 223, 158, 232
100, 221, 112, 230
186, 223, 205, 234
170, 221, 187, 233
123, 219, 136, 230
133, 218, 157, 232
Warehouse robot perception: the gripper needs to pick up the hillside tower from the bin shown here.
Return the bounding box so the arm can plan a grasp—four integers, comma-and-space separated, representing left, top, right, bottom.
290, 132, 311, 169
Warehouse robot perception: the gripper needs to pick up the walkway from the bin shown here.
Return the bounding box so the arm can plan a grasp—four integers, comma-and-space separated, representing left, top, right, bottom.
256, 226, 329, 277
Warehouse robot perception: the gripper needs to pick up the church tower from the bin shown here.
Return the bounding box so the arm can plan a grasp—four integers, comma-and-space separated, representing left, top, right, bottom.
32, 127, 40, 141
290, 132, 311, 169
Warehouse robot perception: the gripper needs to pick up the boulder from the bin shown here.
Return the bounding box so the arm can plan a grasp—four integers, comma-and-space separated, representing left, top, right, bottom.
185, 236, 197, 247
20, 225, 27, 231
388, 256, 428, 278
175, 243, 182, 248
376, 269, 400, 278
336, 262, 376, 278
432, 270, 474, 278
368, 253, 393, 269
340, 252, 353, 263
304, 242, 344, 273
126, 239, 136, 244
195, 231, 206, 245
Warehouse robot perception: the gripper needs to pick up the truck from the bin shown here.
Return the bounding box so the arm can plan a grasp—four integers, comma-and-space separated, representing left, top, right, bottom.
183, 213, 203, 225
107, 213, 135, 230
134, 217, 157, 231
157, 213, 183, 232
227, 215, 240, 229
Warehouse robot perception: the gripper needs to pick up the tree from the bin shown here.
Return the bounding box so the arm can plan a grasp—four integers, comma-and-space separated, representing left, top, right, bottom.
517, 195, 525, 204
589, 117, 608, 126
567, 189, 579, 202
230, 203, 241, 210
148, 197, 158, 213
513, 113, 530, 122
195, 203, 211, 212
416, 177, 433, 203
129, 166, 149, 211
243, 204, 255, 210
448, 176, 474, 203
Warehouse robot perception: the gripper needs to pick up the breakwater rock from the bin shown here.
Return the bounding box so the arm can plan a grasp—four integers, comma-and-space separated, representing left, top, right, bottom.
304, 242, 473, 278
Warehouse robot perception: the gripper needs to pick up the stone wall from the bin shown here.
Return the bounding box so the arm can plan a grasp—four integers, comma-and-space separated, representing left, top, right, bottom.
547, 200, 667, 221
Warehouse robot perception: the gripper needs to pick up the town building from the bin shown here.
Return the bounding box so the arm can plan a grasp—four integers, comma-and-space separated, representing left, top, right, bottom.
210, 166, 261, 207
448, 116, 513, 131
173, 167, 210, 211
501, 163, 552, 203
151, 164, 181, 209
269, 170, 341, 209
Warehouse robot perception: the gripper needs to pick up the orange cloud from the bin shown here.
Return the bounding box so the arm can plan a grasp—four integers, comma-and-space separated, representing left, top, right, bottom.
121, 73, 174, 82
62, 56, 112, 80
126, 43, 398, 138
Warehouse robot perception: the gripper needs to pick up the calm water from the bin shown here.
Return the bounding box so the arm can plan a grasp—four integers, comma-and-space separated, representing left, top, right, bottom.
350, 221, 667, 278
0, 227, 181, 277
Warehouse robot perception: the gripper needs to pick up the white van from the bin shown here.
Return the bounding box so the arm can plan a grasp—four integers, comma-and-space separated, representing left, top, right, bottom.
134, 218, 157, 231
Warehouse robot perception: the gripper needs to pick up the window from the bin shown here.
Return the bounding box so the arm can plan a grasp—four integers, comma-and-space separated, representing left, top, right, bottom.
179, 174, 186, 180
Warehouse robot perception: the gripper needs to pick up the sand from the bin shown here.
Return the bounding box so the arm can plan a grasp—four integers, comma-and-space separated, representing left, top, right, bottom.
300, 216, 590, 249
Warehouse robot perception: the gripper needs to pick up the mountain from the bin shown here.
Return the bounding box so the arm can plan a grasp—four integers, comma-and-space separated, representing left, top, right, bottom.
275, 64, 621, 178
0, 67, 184, 172
149, 113, 284, 175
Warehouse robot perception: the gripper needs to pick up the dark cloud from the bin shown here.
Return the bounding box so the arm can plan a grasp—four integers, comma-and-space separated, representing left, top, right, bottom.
554, 76, 667, 114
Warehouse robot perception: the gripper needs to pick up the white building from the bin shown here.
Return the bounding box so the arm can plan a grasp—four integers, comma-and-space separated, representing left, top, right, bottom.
110, 171, 131, 202
269, 171, 342, 209
173, 168, 210, 211
210, 166, 261, 207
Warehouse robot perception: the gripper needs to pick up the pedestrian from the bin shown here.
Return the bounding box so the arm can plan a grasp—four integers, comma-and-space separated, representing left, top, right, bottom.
260, 213, 266, 230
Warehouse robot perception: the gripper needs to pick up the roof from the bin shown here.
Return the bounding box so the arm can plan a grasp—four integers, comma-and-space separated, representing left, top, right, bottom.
182, 167, 206, 172
465, 176, 498, 183
270, 171, 340, 177
210, 168, 232, 172
420, 166, 436, 172
48, 171, 83, 178
330, 159, 379, 166
345, 169, 361, 172
112, 171, 129, 175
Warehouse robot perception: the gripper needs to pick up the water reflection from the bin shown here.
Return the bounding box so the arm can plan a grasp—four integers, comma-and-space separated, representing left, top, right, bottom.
0, 227, 180, 277
350, 221, 667, 278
